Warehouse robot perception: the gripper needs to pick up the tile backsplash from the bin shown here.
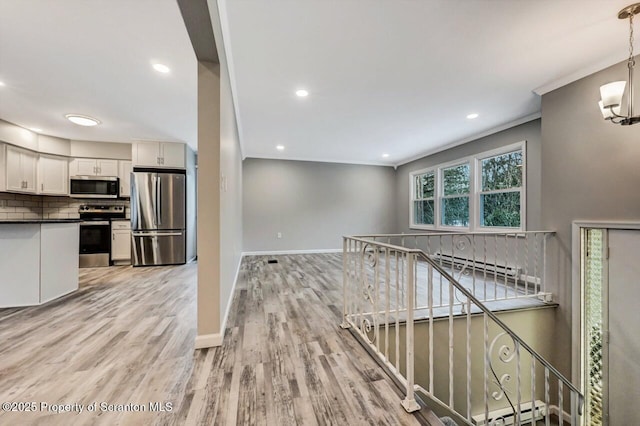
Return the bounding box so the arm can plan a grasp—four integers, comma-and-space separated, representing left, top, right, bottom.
0, 193, 129, 220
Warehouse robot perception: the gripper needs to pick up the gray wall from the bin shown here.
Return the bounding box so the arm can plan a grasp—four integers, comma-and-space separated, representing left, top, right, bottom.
211, 2, 244, 325
243, 159, 396, 252
541, 56, 640, 378
395, 119, 542, 233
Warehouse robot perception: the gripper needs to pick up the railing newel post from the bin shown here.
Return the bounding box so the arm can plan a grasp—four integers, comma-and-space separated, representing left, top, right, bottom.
401, 252, 420, 413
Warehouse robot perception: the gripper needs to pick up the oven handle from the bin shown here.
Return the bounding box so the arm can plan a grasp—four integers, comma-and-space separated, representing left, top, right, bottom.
80, 221, 110, 226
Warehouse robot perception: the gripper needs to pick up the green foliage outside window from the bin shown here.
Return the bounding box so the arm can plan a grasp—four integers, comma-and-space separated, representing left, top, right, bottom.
442, 164, 469, 226
480, 151, 522, 227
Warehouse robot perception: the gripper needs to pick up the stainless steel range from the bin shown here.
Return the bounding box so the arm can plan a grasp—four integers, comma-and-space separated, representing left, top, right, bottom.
79, 205, 126, 268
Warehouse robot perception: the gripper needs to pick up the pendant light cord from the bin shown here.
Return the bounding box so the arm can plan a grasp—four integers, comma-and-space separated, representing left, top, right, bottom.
628, 12, 635, 117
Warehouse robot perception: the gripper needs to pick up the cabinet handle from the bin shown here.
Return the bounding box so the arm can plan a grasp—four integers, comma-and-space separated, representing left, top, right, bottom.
41, 183, 44, 191
113, 234, 115, 241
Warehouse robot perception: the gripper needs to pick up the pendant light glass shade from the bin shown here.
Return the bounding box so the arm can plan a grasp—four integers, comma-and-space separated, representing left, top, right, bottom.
599, 81, 626, 108
599, 100, 622, 118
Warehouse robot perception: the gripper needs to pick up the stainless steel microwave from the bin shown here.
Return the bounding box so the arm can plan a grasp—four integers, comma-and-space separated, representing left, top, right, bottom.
70, 176, 119, 198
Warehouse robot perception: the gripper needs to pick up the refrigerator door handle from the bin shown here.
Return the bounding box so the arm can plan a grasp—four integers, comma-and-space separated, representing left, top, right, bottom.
151, 174, 157, 227
157, 176, 162, 225
133, 231, 183, 237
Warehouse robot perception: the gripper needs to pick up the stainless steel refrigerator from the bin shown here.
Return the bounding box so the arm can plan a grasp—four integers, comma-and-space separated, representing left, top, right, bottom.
131, 171, 186, 266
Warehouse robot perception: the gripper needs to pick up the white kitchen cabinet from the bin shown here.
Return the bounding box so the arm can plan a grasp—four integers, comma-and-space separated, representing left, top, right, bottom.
6, 145, 37, 194
70, 158, 118, 177
111, 220, 131, 264
118, 160, 132, 197
38, 154, 68, 195
132, 142, 185, 169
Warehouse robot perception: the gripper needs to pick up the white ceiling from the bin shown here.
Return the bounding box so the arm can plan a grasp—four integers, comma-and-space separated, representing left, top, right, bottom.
0, 1, 635, 164
219, 0, 636, 165
0, 0, 197, 148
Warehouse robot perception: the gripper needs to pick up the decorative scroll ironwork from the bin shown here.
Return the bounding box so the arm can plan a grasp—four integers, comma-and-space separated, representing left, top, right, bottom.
488, 332, 518, 417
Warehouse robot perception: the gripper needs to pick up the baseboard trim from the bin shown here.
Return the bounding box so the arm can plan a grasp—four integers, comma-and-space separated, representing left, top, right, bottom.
242, 248, 342, 256
219, 255, 243, 335
194, 333, 223, 349
194, 254, 243, 350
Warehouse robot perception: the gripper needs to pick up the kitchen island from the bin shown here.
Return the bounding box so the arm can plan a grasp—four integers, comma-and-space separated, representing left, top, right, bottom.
0, 220, 79, 308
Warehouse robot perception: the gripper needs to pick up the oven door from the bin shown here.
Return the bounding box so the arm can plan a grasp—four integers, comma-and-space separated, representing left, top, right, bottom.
79, 221, 111, 267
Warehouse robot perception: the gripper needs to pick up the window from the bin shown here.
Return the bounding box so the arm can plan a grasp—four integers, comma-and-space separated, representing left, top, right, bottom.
412, 171, 435, 225
409, 142, 525, 231
441, 163, 470, 227
479, 150, 523, 228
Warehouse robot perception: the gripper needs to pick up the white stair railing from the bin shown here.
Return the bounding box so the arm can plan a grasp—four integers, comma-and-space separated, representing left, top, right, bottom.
341, 235, 583, 425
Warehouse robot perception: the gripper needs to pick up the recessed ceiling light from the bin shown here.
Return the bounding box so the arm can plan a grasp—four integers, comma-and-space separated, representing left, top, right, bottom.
382, 153, 390, 158
29, 127, 42, 133
295, 89, 309, 97
466, 113, 479, 119
152, 63, 170, 73
65, 114, 101, 127
0, 81, 5, 87
276, 145, 285, 151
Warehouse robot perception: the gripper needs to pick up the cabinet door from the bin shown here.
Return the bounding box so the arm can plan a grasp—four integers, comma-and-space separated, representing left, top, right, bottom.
96, 159, 118, 177
72, 158, 98, 176
159, 143, 185, 168
134, 143, 160, 167
111, 230, 131, 260
38, 155, 68, 195
5, 146, 24, 191
118, 160, 132, 197
21, 151, 38, 193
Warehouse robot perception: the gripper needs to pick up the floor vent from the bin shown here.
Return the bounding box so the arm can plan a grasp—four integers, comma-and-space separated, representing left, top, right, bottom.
267, 259, 278, 264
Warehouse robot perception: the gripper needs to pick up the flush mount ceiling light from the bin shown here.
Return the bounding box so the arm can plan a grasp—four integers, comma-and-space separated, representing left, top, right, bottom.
295, 89, 309, 97
65, 114, 101, 127
152, 63, 170, 73
276, 144, 285, 151
466, 113, 479, 119
382, 153, 390, 158
598, 3, 640, 126
0, 81, 5, 87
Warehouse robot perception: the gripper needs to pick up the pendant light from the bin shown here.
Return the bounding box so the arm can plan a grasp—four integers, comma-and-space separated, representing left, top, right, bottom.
598, 3, 640, 126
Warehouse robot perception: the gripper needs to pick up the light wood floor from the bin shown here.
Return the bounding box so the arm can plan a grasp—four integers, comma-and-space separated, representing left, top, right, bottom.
0, 254, 438, 425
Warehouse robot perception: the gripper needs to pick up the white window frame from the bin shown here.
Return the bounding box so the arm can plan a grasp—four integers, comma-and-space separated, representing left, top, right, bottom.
409, 141, 526, 232
438, 159, 472, 231
410, 168, 437, 229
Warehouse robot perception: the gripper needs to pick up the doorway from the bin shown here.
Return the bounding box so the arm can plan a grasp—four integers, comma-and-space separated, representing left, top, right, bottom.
580, 227, 640, 425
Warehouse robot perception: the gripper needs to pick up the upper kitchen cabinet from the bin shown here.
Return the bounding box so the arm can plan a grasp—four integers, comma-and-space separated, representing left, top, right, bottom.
132, 142, 185, 169
118, 160, 132, 197
70, 158, 118, 177
6, 145, 38, 194
38, 154, 68, 195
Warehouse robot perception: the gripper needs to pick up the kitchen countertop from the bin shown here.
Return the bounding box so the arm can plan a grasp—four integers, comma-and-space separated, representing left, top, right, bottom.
0, 219, 82, 224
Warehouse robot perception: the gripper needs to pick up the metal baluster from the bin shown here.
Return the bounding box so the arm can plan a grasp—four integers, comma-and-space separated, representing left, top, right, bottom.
558, 380, 564, 426
395, 251, 400, 373
483, 235, 488, 300
439, 235, 444, 307
534, 233, 539, 297
449, 278, 454, 410
466, 297, 472, 422
571, 390, 578, 425
504, 234, 509, 300
471, 235, 477, 298
341, 238, 349, 328
374, 247, 380, 353
401, 253, 419, 412
484, 313, 489, 425
545, 368, 550, 426
514, 234, 520, 297
531, 356, 536, 422
524, 233, 530, 298
494, 234, 498, 301
428, 263, 434, 394
542, 233, 548, 296
384, 248, 390, 361
516, 341, 521, 424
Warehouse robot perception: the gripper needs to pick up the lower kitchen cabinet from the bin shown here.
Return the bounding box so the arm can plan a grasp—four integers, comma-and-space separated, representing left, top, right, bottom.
0, 222, 79, 308
111, 220, 131, 265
